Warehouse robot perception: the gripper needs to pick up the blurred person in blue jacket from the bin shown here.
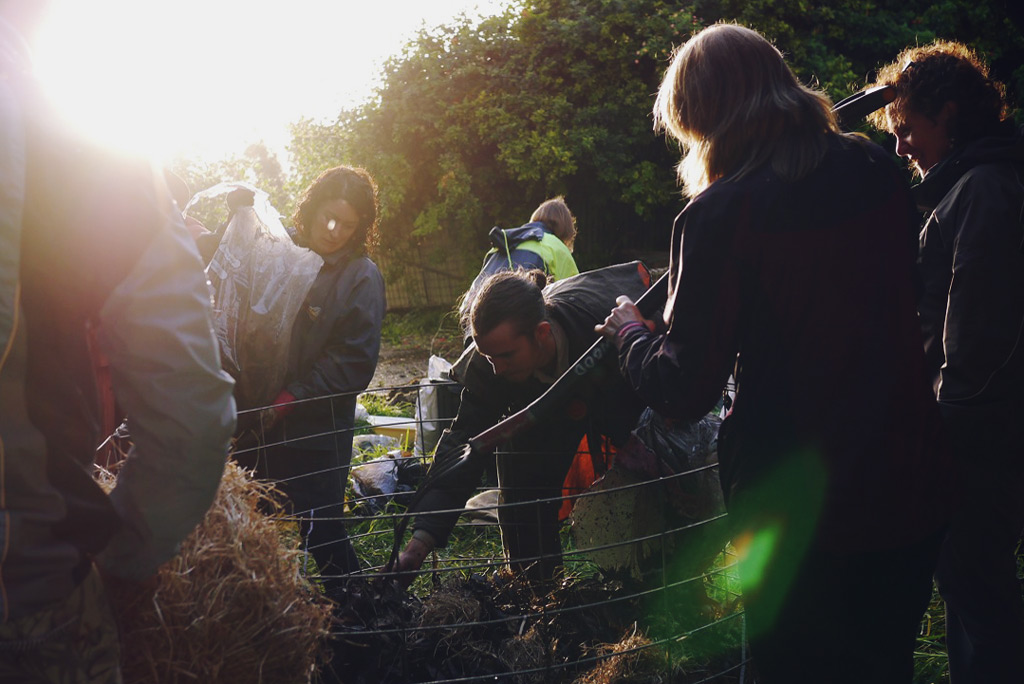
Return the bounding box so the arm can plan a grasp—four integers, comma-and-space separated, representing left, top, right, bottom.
0, 3, 237, 681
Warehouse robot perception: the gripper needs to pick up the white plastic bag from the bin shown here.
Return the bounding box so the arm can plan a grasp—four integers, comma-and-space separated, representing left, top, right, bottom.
414, 355, 455, 456
193, 182, 323, 410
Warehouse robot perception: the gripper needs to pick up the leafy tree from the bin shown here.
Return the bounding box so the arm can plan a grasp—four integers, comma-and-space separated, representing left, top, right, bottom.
287, 0, 1023, 278
169, 142, 291, 231
289, 1, 691, 273
692, 0, 1023, 115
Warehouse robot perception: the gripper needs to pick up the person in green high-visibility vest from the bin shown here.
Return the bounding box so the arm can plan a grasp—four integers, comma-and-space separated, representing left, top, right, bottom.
459, 197, 580, 322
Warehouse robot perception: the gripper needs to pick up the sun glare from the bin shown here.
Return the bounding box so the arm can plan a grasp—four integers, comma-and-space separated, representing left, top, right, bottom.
30, 0, 509, 165
36, 2, 242, 161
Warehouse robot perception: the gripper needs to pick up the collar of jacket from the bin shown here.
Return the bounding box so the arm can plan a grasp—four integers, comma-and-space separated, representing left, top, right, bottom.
913, 120, 1024, 212
487, 221, 550, 255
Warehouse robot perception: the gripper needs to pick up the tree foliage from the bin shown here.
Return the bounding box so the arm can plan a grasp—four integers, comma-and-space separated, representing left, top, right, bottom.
283, 0, 1022, 276
290, 1, 692, 272
169, 142, 290, 231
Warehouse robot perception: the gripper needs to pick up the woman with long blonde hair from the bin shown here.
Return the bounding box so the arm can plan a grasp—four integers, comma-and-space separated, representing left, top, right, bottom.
598, 24, 951, 683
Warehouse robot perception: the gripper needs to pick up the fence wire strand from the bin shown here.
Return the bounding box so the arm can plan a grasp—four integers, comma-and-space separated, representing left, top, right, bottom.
230, 382, 749, 683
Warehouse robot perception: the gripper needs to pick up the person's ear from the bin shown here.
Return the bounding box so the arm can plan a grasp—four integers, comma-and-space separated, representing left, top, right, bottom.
937, 101, 957, 132
534, 320, 552, 345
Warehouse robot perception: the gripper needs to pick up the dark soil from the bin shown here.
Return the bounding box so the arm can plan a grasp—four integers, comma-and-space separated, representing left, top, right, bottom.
326, 572, 746, 684
370, 344, 435, 392
369, 313, 464, 394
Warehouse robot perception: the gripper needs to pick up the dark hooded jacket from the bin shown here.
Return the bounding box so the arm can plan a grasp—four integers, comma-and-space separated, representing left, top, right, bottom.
279, 248, 385, 451
914, 122, 1024, 411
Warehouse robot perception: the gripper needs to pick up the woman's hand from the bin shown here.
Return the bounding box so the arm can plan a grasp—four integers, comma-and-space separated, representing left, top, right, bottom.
258, 389, 296, 433
595, 296, 654, 341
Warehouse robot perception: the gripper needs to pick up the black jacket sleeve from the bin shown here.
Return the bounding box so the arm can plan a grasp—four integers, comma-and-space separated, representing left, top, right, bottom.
617, 199, 740, 422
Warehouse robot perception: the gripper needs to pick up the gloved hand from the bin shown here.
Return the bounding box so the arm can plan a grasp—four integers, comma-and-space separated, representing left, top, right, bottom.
259, 390, 296, 434
226, 187, 256, 212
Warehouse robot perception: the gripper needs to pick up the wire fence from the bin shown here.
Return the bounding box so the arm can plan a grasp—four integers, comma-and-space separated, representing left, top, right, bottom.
376, 255, 471, 312
232, 381, 752, 684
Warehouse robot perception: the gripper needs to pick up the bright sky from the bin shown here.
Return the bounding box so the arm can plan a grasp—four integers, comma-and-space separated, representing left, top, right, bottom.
32, 0, 510, 164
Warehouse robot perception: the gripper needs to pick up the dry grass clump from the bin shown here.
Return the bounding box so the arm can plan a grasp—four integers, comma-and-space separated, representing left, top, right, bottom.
328, 567, 747, 682
418, 584, 483, 648
98, 460, 332, 684
498, 625, 549, 684
574, 631, 666, 684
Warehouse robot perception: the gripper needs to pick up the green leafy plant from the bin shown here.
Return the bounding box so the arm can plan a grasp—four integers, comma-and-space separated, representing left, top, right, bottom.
358, 392, 415, 418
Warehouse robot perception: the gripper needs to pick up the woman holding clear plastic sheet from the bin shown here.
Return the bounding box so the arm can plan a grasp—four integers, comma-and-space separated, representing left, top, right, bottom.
597, 24, 952, 684
254, 166, 385, 594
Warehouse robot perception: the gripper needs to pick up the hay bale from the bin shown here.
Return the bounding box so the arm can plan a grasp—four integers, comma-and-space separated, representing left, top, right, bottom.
570, 467, 668, 578
419, 587, 482, 626
418, 584, 485, 652
571, 411, 727, 581
98, 461, 332, 683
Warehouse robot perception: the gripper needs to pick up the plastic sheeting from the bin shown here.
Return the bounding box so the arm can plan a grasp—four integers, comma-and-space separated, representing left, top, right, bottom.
627, 409, 725, 522
413, 355, 461, 456
193, 182, 323, 410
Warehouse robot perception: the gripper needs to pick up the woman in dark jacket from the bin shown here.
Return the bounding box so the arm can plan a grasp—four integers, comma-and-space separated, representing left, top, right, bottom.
261, 166, 385, 593
597, 24, 951, 684
869, 41, 1024, 684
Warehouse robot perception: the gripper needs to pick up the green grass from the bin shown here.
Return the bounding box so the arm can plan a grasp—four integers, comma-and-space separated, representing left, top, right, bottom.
911, 539, 1024, 683
358, 392, 415, 418
915, 591, 950, 684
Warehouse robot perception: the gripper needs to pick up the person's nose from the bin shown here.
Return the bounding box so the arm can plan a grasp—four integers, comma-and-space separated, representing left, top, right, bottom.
894, 134, 913, 159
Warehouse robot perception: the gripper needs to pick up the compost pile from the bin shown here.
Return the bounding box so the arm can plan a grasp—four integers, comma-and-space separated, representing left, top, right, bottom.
98, 461, 332, 684
331, 571, 637, 683
330, 569, 744, 684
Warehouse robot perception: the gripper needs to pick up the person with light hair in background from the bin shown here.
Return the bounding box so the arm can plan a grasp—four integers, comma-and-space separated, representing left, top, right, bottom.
529, 195, 578, 252
869, 40, 1024, 684
459, 196, 579, 321
597, 23, 952, 683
